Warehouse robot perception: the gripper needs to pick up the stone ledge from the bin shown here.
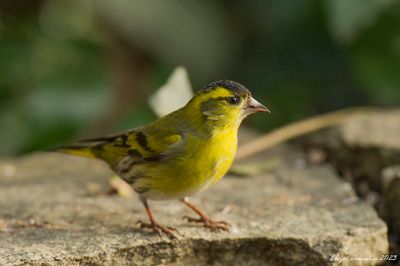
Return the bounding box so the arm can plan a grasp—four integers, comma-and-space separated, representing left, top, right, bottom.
0, 152, 388, 265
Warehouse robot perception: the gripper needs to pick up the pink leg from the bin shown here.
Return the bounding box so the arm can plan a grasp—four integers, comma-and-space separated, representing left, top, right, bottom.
181, 198, 230, 232
137, 198, 178, 239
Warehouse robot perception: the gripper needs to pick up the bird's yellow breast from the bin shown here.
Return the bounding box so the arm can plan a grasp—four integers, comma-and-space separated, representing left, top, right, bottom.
190, 127, 237, 190
134, 127, 237, 200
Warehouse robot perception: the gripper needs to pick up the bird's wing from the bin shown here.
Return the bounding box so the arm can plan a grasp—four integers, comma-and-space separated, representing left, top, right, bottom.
100, 128, 183, 166
52, 127, 183, 168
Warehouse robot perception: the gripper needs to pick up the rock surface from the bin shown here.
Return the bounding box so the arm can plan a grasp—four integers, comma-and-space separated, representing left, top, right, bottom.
0, 149, 388, 265
340, 110, 400, 151
298, 110, 400, 192
383, 165, 400, 235
297, 109, 400, 262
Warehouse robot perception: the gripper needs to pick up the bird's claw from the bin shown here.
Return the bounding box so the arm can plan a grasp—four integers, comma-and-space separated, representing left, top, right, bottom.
136, 220, 178, 239
182, 216, 230, 232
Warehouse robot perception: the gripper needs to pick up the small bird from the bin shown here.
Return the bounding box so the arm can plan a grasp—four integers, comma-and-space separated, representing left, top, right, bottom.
53, 80, 269, 238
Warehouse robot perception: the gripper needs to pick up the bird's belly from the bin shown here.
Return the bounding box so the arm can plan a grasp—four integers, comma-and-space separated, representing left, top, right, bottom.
143, 156, 233, 200
132, 133, 237, 200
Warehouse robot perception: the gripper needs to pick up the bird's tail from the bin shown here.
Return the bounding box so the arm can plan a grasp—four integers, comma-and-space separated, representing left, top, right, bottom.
47, 143, 98, 159
48, 133, 126, 165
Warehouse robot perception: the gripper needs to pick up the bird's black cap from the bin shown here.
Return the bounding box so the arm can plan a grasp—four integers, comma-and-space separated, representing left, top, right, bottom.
201, 80, 250, 97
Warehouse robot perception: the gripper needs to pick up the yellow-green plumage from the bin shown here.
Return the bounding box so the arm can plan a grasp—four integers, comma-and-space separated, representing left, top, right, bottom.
52, 80, 268, 237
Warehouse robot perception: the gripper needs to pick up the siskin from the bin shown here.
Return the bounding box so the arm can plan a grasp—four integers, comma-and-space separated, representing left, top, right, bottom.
53, 80, 269, 238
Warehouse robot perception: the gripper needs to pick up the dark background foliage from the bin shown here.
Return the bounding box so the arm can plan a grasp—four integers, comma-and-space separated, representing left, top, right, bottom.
1, 0, 399, 156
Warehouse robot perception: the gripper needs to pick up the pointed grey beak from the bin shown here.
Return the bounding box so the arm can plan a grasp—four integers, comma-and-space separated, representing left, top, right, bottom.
246, 96, 270, 114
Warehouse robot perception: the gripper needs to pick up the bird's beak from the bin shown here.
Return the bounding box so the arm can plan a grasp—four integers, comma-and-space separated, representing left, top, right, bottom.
245, 96, 270, 114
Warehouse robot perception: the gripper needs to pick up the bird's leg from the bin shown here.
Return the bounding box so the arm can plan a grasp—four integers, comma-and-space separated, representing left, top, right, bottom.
181, 198, 230, 232
137, 198, 178, 239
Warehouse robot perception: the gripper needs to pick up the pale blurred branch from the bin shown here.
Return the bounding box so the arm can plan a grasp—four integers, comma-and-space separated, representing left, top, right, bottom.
236, 107, 378, 160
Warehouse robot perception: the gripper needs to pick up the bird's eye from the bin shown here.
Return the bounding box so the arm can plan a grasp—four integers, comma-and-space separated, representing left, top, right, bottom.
227, 96, 241, 105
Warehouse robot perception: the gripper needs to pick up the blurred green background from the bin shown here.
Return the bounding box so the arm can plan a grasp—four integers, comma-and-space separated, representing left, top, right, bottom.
1, 0, 400, 157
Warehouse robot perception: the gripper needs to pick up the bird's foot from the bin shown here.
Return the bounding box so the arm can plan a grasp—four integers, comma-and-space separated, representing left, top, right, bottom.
183, 216, 230, 232
136, 220, 178, 239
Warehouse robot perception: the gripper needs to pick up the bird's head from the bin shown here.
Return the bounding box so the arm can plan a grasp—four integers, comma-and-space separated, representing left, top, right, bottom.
185, 80, 269, 129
